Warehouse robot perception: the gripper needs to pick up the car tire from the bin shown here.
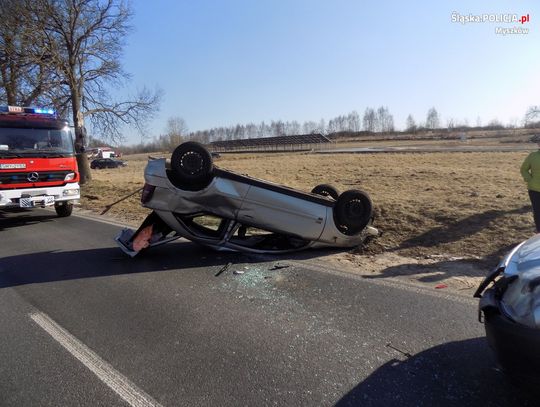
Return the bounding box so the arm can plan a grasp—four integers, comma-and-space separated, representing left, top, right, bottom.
311, 184, 340, 200
171, 141, 213, 189
55, 202, 73, 217
334, 189, 372, 235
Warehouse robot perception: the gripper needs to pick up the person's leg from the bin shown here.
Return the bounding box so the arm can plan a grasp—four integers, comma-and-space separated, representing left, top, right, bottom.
528, 190, 540, 232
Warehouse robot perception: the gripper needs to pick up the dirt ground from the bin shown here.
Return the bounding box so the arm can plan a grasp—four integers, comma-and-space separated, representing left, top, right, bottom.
79, 148, 536, 295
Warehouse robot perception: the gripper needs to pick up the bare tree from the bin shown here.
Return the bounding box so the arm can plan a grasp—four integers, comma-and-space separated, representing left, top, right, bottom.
476, 116, 482, 128
32, 0, 162, 183
363, 108, 376, 132
270, 120, 285, 136
245, 123, 257, 138
426, 107, 440, 129
164, 116, 188, 150
0, 0, 62, 107
327, 118, 338, 134
288, 120, 301, 135
0, 1, 28, 105
377, 106, 394, 132
256, 122, 266, 138
526, 106, 540, 125
487, 118, 503, 129
406, 114, 416, 132
166, 116, 188, 138
233, 124, 245, 139
347, 111, 360, 132
317, 118, 326, 134
303, 121, 318, 134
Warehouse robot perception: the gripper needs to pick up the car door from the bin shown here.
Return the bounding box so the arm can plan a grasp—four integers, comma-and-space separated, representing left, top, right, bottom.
237, 185, 327, 240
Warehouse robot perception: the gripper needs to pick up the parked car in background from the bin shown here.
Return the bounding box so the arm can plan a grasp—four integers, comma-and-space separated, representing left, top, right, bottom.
90, 158, 127, 169
116, 141, 378, 256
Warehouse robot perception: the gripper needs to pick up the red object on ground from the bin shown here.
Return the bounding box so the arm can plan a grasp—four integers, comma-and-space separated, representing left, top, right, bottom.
435, 284, 448, 289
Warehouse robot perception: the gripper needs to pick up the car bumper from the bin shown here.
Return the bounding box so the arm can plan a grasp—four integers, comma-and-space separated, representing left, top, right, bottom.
0, 183, 80, 208
480, 287, 540, 387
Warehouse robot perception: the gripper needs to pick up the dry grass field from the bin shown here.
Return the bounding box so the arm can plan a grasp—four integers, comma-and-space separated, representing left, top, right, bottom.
79, 149, 536, 292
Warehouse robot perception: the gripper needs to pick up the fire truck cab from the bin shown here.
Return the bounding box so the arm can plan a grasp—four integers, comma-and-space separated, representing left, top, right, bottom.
0, 106, 80, 217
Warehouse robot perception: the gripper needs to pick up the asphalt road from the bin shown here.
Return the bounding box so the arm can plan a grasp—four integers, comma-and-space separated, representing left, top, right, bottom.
0, 209, 534, 406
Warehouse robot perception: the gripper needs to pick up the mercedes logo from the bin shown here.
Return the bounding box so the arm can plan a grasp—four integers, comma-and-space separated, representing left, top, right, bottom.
27, 172, 39, 182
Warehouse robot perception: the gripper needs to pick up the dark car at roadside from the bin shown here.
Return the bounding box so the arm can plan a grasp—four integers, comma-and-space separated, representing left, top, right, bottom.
90, 158, 127, 169
475, 235, 540, 393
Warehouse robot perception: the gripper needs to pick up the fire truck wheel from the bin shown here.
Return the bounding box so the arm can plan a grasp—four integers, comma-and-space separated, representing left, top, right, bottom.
55, 202, 73, 217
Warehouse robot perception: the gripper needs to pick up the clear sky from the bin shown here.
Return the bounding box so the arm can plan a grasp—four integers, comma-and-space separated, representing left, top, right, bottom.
120, 0, 540, 143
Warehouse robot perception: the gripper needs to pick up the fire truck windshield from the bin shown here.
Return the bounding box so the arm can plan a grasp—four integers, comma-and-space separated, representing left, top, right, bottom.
0, 127, 75, 157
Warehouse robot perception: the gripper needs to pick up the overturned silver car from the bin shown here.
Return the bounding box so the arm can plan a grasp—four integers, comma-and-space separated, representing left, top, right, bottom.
116, 142, 378, 256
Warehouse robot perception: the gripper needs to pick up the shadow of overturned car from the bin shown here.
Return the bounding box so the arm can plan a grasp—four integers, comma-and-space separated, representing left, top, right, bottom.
0, 234, 371, 289
0, 242, 252, 289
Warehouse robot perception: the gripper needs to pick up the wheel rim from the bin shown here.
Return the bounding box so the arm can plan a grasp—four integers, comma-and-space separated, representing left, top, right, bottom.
344, 198, 365, 220
181, 151, 204, 174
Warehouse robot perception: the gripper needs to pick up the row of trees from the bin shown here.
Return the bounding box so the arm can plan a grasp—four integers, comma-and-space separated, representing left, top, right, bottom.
406, 107, 440, 132
0, 0, 161, 182
114, 104, 540, 154
152, 105, 539, 150
158, 107, 440, 145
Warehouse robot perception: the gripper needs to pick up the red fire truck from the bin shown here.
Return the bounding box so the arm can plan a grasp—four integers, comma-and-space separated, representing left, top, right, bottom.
0, 105, 80, 217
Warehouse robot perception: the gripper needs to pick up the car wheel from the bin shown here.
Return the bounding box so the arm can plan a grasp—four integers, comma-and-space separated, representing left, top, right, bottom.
55, 202, 73, 217
334, 189, 373, 235
311, 184, 340, 200
171, 141, 213, 189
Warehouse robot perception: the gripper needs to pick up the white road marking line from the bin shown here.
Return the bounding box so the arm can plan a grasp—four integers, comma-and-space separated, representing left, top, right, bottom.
29, 312, 164, 407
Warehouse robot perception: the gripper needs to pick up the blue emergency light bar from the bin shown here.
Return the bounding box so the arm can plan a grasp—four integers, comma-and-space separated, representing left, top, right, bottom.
0, 105, 56, 115
34, 108, 55, 115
